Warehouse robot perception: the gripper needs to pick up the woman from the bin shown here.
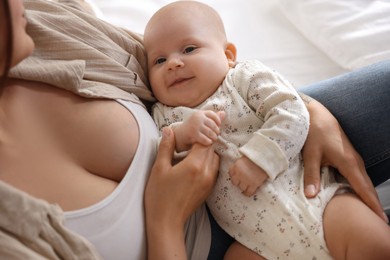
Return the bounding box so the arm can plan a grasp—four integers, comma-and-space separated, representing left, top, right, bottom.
0, 0, 388, 259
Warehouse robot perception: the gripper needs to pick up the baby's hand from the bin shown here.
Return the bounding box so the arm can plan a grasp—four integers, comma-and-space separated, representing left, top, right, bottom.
175, 110, 225, 151
229, 156, 268, 197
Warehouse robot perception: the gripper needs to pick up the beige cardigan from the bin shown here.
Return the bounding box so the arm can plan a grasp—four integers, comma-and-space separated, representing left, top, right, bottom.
10, 0, 155, 107
0, 181, 102, 259
2, 0, 155, 258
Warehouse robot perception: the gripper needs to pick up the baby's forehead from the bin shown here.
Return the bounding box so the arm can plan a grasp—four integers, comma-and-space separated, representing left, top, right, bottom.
149, 2, 222, 29
145, 2, 226, 42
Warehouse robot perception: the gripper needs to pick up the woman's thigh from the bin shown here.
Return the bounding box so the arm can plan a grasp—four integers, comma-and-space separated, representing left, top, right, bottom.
299, 60, 390, 186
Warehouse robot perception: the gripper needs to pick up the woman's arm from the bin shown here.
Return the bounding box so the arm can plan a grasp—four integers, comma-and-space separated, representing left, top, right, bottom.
144, 128, 219, 259
300, 93, 388, 222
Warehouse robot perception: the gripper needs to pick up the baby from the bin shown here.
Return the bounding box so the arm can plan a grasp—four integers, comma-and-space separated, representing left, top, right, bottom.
144, 1, 390, 259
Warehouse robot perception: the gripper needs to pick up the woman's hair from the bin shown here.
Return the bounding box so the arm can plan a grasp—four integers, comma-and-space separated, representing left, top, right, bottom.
0, 0, 14, 88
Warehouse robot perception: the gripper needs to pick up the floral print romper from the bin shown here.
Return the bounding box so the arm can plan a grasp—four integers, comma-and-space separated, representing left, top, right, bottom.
153, 60, 346, 259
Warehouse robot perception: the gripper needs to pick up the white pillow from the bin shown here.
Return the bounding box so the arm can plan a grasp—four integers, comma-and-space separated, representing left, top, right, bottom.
277, 0, 390, 70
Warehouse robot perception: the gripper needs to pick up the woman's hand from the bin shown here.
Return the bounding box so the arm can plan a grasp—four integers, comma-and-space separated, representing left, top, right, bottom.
144, 128, 219, 260
302, 98, 388, 223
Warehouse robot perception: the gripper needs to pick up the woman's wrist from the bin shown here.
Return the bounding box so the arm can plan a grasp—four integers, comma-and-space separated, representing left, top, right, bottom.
146, 214, 187, 260
298, 92, 314, 106
299, 93, 337, 127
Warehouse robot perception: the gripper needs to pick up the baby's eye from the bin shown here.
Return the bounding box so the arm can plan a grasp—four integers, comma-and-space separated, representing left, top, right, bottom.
183, 46, 196, 54
155, 57, 166, 64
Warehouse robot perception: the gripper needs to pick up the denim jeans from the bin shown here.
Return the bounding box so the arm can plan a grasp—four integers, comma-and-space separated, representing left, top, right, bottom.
207, 60, 390, 259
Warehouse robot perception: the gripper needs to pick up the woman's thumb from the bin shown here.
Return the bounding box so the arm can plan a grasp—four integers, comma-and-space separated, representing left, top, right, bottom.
155, 128, 176, 168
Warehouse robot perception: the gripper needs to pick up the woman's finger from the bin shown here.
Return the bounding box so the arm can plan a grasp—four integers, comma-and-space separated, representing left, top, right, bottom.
338, 153, 389, 223
153, 127, 176, 171
302, 146, 322, 198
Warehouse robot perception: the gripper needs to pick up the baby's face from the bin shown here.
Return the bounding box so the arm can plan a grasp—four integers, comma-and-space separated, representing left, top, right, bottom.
144, 3, 232, 108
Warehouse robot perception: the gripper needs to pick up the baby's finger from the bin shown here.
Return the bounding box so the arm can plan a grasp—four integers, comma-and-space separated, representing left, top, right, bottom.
229, 172, 240, 186
217, 111, 226, 122
200, 124, 219, 141
239, 182, 248, 193
204, 110, 224, 126
196, 132, 215, 146
243, 185, 257, 197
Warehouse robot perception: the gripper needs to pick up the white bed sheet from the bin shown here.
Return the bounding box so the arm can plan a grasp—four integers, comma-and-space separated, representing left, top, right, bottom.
90, 0, 350, 88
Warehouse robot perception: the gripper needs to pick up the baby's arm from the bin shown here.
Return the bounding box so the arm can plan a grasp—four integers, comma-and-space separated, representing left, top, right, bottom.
173, 110, 225, 152
231, 61, 309, 193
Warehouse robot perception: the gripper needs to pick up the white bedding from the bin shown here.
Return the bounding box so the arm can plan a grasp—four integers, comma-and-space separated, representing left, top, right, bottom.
89, 0, 390, 88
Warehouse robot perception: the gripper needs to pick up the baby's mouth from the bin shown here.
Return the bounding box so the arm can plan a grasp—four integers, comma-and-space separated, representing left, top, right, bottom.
170, 77, 194, 87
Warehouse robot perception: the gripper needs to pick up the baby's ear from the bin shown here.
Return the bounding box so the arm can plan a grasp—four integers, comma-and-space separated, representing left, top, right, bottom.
225, 43, 237, 67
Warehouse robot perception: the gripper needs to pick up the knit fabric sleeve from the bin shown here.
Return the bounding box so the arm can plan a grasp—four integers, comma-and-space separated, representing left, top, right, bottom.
234, 60, 310, 180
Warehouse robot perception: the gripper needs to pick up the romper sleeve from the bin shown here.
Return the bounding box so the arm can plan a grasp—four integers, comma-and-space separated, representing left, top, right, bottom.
152, 102, 168, 133
152, 103, 188, 157
234, 60, 310, 181
152, 102, 184, 133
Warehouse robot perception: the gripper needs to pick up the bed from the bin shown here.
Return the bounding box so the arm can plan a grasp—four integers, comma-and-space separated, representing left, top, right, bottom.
87, 0, 390, 215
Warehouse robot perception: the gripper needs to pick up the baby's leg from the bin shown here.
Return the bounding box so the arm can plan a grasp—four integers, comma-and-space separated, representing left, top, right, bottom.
223, 242, 266, 260
323, 193, 390, 260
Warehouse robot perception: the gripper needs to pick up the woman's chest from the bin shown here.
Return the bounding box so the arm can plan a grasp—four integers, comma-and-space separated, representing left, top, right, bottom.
0, 81, 140, 209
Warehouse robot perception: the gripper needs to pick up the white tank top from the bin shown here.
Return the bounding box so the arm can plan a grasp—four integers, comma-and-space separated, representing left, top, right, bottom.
64, 100, 158, 260
64, 100, 211, 259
